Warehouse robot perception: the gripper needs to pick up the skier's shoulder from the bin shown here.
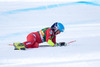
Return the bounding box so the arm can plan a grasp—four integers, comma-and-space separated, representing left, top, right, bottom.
45, 27, 53, 32
45, 27, 54, 35
42, 27, 51, 31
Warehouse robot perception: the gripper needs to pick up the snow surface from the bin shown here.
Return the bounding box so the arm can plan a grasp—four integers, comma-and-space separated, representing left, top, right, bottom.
0, 1, 100, 67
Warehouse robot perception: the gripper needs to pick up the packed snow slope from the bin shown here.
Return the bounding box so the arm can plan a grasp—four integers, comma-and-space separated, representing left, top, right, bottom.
0, 1, 100, 67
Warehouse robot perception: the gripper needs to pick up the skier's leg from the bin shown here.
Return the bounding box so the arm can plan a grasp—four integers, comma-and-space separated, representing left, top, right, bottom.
23, 33, 36, 48
31, 42, 39, 48
13, 33, 36, 50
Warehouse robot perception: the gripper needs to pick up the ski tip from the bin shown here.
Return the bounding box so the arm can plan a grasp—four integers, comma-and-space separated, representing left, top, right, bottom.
8, 44, 13, 46
67, 40, 76, 44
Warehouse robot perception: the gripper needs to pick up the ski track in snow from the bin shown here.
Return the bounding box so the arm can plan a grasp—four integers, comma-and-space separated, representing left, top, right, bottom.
0, 53, 100, 67
1, 59, 100, 67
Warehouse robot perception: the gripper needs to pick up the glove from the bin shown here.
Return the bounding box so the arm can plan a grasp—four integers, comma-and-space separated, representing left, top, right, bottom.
56, 42, 67, 46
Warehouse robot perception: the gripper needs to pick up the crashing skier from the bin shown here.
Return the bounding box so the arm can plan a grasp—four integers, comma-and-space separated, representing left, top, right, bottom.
14, 22, 67, 50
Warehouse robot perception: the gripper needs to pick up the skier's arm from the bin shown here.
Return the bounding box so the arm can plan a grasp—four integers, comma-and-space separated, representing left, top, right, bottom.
52, 36, 56, 44
45, 29, 56, 46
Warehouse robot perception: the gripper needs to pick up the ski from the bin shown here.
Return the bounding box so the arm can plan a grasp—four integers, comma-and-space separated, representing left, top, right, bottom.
39, 40, 76, 47
9, 40, 76, 47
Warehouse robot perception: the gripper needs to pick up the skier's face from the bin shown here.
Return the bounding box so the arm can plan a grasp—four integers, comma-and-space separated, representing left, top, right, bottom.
55, 30, 61, 35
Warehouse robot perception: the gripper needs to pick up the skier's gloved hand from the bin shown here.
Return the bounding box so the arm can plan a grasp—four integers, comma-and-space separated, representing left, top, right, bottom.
56, 42, 67, 46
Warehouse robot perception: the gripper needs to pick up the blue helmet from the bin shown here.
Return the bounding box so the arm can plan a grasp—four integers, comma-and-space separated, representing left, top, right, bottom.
51, 22, 65, 32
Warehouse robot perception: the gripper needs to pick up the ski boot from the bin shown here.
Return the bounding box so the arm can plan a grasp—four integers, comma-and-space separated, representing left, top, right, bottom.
13, 43, 26, 50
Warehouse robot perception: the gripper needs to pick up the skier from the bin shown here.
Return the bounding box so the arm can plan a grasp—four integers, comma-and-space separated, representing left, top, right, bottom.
14, 22, 66, 50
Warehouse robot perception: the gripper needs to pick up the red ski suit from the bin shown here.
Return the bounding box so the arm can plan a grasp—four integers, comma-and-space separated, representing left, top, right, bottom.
23, 28, 56, 48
